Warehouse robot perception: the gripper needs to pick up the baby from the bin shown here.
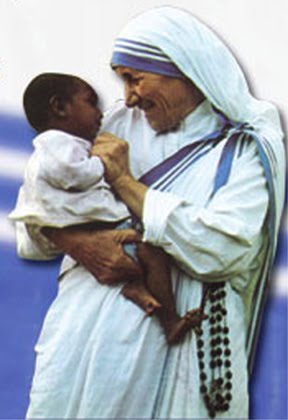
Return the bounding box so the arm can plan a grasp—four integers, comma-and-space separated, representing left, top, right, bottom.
10, 73, 204, 344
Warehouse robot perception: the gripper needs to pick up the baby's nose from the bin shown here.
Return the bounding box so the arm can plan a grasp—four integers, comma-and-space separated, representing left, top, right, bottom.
97, 109, 103, 121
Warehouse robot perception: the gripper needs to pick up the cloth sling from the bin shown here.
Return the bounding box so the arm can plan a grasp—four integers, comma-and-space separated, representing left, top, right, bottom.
139, 120, 276, 375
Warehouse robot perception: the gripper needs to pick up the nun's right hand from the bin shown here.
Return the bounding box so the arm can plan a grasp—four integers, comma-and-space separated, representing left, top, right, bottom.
42, 226, 143, 285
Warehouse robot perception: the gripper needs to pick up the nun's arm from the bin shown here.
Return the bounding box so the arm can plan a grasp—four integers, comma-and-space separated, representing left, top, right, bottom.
93, 132, 269, 283
42, 226, 143, 284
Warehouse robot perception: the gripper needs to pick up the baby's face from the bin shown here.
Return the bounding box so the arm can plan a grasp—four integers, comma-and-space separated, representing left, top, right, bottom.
65, 83, 102, 141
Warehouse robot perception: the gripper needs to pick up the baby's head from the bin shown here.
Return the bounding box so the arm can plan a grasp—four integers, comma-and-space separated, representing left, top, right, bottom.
23, 73, 102, 141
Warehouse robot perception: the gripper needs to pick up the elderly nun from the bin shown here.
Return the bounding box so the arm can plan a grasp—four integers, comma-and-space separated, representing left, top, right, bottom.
22, 6, 285, 419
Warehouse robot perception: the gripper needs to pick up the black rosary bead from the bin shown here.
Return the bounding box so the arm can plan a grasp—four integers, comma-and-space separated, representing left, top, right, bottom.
216, 377, 224, 386
210, 294, 217, 303
200, 372, 207, 381
210, 349, 217, 358
209, 410, 216, 418
210, 360, 216, 369
225, 392, 232, 401
216, 359, 223, 367
197, 328, 203, 336
200, 385, 208, 394
210, 338, 216, 347
216, 348, 222, 356
198, 350, 204, 359
198, 339, 204, 348
216, 314, 222, 322
226, 371, 233, 380
215, 336, 222, 345
220, 290, 226, 299
210, 327, 216, 335
209, 316, 216, 325
199, 361, 205, 370
223, 403, 229, 411
225, 381, 232, 390
216, 393, 224, 403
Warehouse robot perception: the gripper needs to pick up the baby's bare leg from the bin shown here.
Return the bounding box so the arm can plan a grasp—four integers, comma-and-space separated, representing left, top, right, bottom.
121, 279, 161, 315
137, 243, 207, 344
137, 243, 175, 311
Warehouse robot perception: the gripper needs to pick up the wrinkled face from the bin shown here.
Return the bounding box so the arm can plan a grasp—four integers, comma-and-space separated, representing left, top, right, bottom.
115, 66, 201, 133
65, 83, 102, 141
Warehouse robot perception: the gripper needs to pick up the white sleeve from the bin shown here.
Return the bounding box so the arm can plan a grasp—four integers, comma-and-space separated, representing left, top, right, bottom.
15, 222, 61, 261
143, 141, 269, 281
40, 137, 105, 191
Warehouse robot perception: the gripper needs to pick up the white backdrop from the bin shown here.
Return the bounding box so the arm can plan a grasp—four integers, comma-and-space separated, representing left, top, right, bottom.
0, 0, 287, 127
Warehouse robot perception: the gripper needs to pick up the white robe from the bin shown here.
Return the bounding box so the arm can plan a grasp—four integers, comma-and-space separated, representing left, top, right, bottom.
20, 100, 271, 418
9, 129, 129, 228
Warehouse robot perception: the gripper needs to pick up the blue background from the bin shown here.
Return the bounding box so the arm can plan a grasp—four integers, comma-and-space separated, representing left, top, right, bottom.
0, 113, 287, 419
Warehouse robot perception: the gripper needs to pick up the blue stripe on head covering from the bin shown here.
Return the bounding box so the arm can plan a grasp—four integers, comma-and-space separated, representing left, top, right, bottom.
111, 38, 186, 79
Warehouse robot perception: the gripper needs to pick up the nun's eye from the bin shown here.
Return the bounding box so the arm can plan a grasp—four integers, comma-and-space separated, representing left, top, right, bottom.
130, 77, 142, 85
122, 72, 142, 85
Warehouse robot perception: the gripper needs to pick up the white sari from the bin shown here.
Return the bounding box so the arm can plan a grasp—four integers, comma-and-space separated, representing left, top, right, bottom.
20, 7, 285, 419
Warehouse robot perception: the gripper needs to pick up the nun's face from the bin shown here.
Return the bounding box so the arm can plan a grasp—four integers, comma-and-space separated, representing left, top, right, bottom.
115, 66, 203, 133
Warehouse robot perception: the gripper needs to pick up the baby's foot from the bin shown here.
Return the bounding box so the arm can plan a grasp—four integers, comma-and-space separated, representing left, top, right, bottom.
166, 308, 207, 344
121, 282, 161, 315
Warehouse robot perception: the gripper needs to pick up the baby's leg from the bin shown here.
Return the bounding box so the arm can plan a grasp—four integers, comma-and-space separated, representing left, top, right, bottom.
137, 243, 207, 344
120, 237, 161, 314
121, 280, 161, 315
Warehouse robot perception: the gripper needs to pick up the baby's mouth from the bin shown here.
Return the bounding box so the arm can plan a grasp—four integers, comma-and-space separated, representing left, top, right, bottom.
95, 119, 102, 132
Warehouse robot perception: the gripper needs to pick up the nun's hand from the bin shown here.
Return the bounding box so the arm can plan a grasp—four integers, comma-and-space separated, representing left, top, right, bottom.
42, 226, 143, 285
92, 132, 148, 220
91, 132, 132, 185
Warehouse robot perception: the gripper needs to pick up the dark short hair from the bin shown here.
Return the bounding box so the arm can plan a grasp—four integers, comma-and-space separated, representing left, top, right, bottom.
23, 73, 85, 131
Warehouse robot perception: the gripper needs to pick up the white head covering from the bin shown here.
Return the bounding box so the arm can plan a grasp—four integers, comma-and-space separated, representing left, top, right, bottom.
111, 6, 285, 248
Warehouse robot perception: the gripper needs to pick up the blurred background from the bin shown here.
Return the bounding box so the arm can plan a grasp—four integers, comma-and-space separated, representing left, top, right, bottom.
0, 0, 287, 418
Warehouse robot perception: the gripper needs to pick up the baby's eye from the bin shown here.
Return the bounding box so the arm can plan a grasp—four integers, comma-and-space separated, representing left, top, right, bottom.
88, 97, 98, 107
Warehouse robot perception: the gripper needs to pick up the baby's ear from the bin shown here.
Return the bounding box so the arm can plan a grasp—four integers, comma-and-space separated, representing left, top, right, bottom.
49, 95, 67, 117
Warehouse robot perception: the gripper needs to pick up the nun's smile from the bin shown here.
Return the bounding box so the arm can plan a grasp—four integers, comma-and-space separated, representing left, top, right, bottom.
115, 66, 204, 133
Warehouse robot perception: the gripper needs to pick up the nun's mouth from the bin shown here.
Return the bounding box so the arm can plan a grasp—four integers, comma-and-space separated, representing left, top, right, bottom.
139, 100, 155, 111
